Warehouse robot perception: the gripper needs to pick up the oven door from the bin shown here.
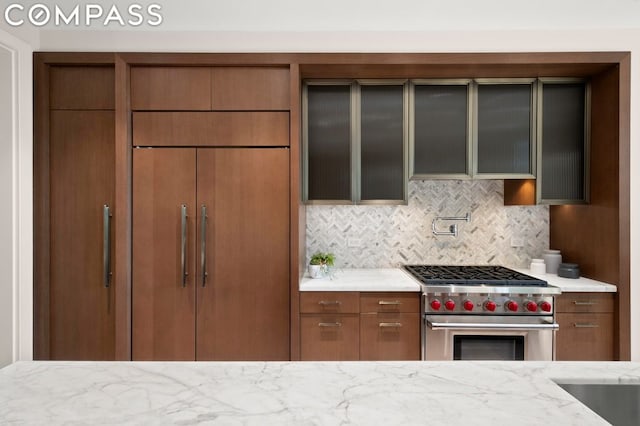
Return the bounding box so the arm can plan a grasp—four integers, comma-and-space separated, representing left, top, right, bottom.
424, 315, 558, 361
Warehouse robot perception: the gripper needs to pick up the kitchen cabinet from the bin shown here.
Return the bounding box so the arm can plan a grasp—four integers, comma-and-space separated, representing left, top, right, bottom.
303, 81, 408, 204
133, 147, 290, 361
360, 293, 420, 361
537, 80, 589, 204
131, 66, 289, 111
556, 292, 614, 361
300, 292, 420, 360
474, 80, 536, 178
35, 66, 116, 360
410, 81, 471, 178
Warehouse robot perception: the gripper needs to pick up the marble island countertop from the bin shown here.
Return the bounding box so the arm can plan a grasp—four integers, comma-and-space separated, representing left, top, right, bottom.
2, 361, 640, 425
300, 267, 616, 293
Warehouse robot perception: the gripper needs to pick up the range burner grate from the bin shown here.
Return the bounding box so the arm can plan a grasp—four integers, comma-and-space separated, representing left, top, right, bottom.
404, 265, 548, 286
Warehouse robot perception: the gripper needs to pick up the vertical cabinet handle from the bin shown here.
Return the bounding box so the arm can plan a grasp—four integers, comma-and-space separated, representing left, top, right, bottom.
103, 204, 112, 288
201, 205, 208, 287
181, 204, 188, 287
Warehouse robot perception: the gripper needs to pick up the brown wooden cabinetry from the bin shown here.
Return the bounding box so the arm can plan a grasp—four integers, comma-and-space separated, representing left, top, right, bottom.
131, 66, 289, 111
556, 292, 615, 361
300, 292, 420, 361
35, 65, 116, 360
133, 147, 290, 361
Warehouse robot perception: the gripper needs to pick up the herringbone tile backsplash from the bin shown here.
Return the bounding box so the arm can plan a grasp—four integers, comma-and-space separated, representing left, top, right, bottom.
306, 180, 549, 268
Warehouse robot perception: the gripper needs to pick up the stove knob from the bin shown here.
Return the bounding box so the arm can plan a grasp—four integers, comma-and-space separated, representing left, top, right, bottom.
506, 300, 519, 312
526, 301, 538, 312
484, 300, 497, 312
430, 299, 442, 311
463, 300, 474, 311
539, 301, 552, 312
445, 300, 456, 311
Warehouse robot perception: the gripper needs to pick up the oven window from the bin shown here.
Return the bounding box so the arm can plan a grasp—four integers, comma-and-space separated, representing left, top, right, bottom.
453, 335, 525, 361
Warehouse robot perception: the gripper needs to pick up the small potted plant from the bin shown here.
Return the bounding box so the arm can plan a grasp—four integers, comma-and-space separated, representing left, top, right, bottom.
309, 251, 335, 279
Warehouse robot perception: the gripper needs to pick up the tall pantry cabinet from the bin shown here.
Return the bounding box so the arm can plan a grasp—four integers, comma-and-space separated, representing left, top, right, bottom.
34, 64, 116, 360
131, 66, 291, 360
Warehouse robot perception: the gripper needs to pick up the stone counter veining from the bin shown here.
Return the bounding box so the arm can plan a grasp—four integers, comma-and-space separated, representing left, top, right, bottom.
2, 361, 639, 425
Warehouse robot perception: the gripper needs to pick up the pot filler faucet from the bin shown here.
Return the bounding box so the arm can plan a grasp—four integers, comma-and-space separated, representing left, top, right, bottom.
432, 213, 471, 237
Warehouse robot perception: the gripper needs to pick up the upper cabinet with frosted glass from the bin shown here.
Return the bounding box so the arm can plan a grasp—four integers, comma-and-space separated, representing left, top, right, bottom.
303, 80, 408, 205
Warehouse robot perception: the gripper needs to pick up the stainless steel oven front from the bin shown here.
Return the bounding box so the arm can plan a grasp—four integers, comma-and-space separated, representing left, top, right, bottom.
423, 315, 558, 361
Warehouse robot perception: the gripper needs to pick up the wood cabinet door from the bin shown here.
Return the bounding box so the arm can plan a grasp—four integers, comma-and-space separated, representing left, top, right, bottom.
49, 110, 115, 360
132, 148, 197, 360
211, 67, 290, 111
130, 67, 212, 111
196, 148, 290, 360
556, 312, 614, 361
360, 313, 420, 361
300, 315, 359, 361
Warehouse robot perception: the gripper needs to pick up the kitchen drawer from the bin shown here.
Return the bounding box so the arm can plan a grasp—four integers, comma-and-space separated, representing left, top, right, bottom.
360, 292, 420, 313
300, 315, 359, 361
132, 112, 289, 147
360, 313, 420, 361
556, 293, 614, 313
300, 292, 359, 314
556, 312, 614, 361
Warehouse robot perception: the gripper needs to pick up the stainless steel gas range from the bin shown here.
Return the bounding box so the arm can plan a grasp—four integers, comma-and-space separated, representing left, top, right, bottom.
404, 265, 561, 361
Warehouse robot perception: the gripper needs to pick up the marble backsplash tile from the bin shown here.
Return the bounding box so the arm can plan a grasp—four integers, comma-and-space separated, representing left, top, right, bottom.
306, 180, 549, 268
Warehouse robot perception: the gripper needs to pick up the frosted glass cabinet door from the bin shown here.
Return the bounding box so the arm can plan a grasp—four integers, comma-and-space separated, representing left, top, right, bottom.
360, 84, 406, 202
476, 83, 535, 177
305, 84, 352, 201
538, 81, 588, 203
412, 83, 469, 177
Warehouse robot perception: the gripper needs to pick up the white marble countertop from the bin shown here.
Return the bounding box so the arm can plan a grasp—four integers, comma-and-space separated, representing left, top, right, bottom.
300, 268, 421, 292
2, 361, 640, 425
515, 268, 617, 293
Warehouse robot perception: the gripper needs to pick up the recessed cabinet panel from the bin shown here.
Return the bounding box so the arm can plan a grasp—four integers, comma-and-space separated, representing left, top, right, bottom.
476, 83, 534, 176
539, 82, 587, 203
360, 84, 405, 201
412, 84, 469, 177
130, 67, 211, 111
306, 85, 352, 201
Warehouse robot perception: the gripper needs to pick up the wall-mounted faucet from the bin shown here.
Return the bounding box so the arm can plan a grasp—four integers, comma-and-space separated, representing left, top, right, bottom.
432, 213, 471, 237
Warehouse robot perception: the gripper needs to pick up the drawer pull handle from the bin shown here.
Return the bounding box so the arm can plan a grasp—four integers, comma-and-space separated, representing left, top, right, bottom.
318, 301, 342, 306
573, 323, 599, 328
379, 322, 402, 328
573, 301, 597, 306
318, 322, 342, 328
378, 301, 401, 305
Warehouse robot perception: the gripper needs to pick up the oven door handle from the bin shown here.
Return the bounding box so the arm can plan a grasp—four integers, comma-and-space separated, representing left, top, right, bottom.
427, 321, 559, 331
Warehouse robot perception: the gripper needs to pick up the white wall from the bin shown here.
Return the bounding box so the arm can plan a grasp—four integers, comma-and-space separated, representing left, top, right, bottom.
0, 28, 33, 366
0, 44, 13, 368
0, 1, 637, 361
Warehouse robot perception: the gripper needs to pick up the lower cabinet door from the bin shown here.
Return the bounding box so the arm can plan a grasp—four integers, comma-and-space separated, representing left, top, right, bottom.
360, 313, 420, 361
300, 315, 359, 361
556, 312, 614, 361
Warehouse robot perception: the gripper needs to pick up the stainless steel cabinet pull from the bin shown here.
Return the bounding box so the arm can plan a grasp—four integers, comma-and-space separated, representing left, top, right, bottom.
180, 204, 188, 287
318, 322, 342, 327
103, 204, 112, 288
200, 205, 207, 287
318, 301, 342, 306
573, 301, 597, 306
573, 323, 599, 328
378, 300, 401, 305
379, 322, 402, 328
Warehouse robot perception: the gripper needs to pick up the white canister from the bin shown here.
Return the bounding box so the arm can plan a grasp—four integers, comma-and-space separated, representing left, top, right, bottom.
530, 258, 546, 275
542, 249, 562, 274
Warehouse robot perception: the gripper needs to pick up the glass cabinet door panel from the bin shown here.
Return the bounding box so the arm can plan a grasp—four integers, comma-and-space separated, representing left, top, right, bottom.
413, 84, 468, 176
306, 85, 352, 201
360, 84, 405, 201
540, 82, 587, 202
476, 83, 533, 176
